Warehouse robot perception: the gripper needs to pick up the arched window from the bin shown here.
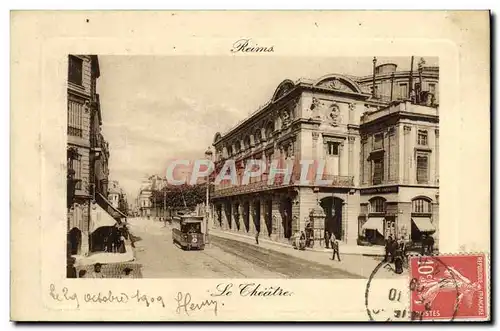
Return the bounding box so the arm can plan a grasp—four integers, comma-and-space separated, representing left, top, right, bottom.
265, 122, 274, 140
254, 129, 262, 144
369, 197, 386, 213
244, 136, 251, 149
412, 197, 432, 214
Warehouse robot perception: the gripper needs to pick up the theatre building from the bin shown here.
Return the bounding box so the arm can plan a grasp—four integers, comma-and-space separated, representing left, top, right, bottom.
357, 102, 439, 247
210, 58, 439, 247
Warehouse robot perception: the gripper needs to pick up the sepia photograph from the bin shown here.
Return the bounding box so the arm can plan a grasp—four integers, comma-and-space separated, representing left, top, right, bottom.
66, 55, 440, 280
10, 10, 490, 322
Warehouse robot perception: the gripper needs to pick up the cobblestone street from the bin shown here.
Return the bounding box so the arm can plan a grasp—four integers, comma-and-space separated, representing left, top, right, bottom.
128, 217, 403, 279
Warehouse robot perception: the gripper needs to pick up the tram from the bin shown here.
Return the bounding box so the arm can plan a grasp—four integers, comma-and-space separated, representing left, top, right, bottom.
172, 215, 205, 250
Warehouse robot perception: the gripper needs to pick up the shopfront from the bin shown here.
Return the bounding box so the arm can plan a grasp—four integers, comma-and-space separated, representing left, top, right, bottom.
358, 186, 399, 245
410, 197, 436, 241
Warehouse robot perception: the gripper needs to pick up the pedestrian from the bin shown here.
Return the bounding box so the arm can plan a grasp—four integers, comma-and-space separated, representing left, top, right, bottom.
66, 256, 77, 278
255, 230, 260, 245
384, 235, 393, 262
427, 234, 435, 255
421, 234, 427, 256
299, 231, 306, 250
118, 232, 126, 253
120, 267, 134, 279
391, 238, 399, 263
305, 222, 313, 248
324, 230, 330, 249
89, 263, 105, 278
394, 246, 404, 274
330, 234, 341, 261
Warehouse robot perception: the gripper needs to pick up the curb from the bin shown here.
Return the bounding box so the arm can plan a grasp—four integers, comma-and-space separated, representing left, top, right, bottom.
210, 231, 385, 257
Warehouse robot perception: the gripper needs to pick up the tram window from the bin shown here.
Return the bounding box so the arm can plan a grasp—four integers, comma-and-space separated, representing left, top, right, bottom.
181, 223, 201, 233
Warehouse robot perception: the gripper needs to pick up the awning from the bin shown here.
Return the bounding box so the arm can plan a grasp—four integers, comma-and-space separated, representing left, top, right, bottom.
96, 192, 127, 221
412, 217, 436, 233
362, 217, 384, 235
90, 202, 118, 233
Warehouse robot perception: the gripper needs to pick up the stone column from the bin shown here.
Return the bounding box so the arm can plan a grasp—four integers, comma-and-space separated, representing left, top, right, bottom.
432, 201, 439, 249
227, 202, 233, 231
259, 198, 266, 235
348, 136, 354, 178
403, 125, 412, 184
398, 125, 404, 183
249, 199, 256, 235
80, 203, 89, 255
236, 202, 244, 232
340, 141, 348, 177
313, 132, 321, 160
409, 126, 417, 184
434, 129, 439, 185
345, 192, 360, 245
298, 187, 315, 232
271, 196, 281, 241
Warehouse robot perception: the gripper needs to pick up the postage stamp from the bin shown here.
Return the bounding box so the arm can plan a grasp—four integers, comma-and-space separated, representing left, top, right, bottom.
409, 253, 489, 321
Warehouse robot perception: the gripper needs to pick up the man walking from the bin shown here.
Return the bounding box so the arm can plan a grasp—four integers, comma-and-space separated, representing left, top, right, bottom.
427, 234, 435, 255
324, 230, 331, 249
255, 230, 260, 245
385, 235, 394, 262
421, 234, 427, 256
330, 234, 341, 261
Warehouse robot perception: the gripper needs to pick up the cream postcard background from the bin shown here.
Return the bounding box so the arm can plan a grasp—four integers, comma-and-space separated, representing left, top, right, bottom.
10, 11, 489, 321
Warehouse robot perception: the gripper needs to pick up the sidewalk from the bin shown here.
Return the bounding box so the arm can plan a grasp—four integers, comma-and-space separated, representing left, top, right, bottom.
210, 229, 404, 279
211, 229, 385, 255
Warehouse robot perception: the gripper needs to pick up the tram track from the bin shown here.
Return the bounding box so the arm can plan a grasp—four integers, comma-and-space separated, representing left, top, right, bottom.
210, 235, 362, 279
171, 240, 249, 277
198, 249, 250, 278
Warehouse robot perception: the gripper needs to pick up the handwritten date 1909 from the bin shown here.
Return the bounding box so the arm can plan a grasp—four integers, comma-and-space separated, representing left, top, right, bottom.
49, 284, 165, 309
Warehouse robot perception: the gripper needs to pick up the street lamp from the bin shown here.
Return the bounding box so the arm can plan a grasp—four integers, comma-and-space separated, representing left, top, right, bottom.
205, 146, 213, 244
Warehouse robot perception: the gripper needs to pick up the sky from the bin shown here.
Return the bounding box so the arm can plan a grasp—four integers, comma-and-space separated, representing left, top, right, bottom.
96, 55, 438, 200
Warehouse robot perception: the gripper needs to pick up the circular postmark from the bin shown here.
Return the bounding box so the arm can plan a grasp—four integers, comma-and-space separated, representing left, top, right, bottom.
365, 254, 461, 322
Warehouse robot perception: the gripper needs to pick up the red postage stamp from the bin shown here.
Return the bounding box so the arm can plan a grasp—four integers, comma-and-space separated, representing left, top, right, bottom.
409, 253, 489, 321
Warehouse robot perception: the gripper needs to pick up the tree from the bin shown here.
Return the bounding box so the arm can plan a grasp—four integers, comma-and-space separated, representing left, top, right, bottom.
150, 184, 207, 211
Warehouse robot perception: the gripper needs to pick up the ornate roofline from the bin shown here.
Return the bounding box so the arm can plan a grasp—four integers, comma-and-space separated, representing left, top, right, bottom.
313, 74, 364, 94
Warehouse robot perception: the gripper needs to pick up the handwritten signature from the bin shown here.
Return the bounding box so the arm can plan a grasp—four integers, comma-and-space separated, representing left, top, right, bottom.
175, 292, 220, 316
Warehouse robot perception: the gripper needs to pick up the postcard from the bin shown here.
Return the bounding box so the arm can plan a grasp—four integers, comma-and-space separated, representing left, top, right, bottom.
10, 10, 490, 321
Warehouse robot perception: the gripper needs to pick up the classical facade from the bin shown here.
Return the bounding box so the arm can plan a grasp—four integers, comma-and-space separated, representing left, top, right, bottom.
67, 55, 125, 257
210, 58, 439, 247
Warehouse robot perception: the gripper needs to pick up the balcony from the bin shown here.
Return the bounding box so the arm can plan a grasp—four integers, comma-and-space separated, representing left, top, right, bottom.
212, 173, 354, 198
